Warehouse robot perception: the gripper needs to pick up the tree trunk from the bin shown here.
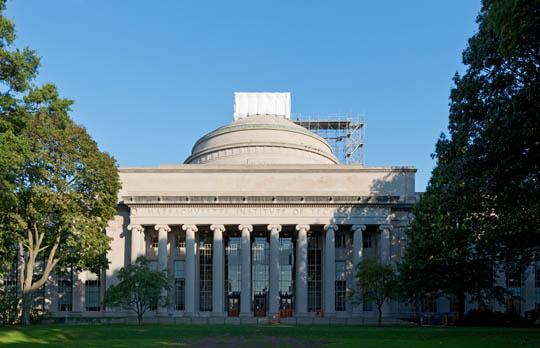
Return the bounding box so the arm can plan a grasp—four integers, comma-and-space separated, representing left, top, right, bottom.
21, 290, 33, 325
377, 302, 383, 326
457, 291, 466, 324
137, 312, 143, 325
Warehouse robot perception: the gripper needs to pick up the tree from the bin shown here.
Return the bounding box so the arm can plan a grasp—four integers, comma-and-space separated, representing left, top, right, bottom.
0, 0, 120, 324
444, 0, 540, 265
354, 257, 398, 326
400, 0, 538, 323
103, 257, 170, 325
399, 187, 504, 323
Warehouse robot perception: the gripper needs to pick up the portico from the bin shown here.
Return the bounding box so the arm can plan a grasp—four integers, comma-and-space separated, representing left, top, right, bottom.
119, 182, 415, 318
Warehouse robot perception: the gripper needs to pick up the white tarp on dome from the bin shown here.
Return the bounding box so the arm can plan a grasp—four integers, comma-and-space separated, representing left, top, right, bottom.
234, 92, 291, 120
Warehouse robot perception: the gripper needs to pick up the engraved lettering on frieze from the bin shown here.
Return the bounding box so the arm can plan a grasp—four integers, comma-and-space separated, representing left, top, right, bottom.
131, 205, 385, 218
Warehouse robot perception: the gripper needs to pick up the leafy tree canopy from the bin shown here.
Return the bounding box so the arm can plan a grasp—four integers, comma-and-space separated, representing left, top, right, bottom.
103, 257, 170, 325
400, 0, 539, 323
0, 0, 120, 324
354, 257, 398, 326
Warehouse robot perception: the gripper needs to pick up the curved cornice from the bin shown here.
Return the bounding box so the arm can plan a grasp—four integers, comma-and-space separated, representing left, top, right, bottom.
185, 141, 339, 164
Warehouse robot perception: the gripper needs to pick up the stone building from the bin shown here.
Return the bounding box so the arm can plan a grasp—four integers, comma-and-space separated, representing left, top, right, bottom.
9, 93, 538, 323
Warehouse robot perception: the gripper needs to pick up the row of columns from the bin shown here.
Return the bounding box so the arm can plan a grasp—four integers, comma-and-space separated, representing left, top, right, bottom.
127, 223, 393, 316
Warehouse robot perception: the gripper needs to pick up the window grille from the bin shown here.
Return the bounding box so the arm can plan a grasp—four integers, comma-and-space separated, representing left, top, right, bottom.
199, 234, 213, 312
307, 234, 322, 312
85, 279, 100, 311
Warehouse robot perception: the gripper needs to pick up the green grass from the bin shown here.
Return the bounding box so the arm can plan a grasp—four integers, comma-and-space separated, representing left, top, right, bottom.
0, 324, 539, 347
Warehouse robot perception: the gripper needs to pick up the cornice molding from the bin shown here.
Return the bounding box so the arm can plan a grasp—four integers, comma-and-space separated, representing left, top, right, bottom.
122, 195, 411, 206
119, 165, 417, 174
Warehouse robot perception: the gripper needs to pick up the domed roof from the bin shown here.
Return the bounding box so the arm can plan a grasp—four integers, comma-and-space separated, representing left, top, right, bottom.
184, 115, 339, 165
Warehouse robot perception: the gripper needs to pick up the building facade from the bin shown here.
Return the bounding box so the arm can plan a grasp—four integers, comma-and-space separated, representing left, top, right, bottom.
7, 93, 539, 323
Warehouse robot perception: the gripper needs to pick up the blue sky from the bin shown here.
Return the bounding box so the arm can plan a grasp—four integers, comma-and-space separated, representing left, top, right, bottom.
8, 1, 481, 191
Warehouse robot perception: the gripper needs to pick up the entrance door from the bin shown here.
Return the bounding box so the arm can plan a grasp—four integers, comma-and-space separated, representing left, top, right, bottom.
254, 295, 266, 317
228, 296, 240, 317
279, 296, 293, 317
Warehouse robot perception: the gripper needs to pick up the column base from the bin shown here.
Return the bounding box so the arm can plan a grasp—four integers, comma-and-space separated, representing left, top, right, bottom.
212, 311, 227, 317
239, 312, 253, 318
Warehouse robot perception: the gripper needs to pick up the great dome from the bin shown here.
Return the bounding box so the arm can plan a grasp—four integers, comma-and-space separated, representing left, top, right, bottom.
184, 114, 339, 165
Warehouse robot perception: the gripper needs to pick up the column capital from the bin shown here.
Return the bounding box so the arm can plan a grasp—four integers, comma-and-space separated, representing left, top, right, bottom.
295, 224, 310, 232
154, 224, 171, 232
128, 224, 144, 233
182, 224, 198, 232
352, 224, 367, 232
267, 224, 282, 233
210, 224, 226, 233
324, 223, 338, 232
238, 224, 253, 232
378, 224, 393, 232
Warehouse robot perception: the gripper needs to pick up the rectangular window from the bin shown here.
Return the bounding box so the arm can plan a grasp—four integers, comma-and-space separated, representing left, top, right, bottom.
448, 294, 459, 313
335, 280, 347, 311
177, 239, 186, 249
151, 235, 158, 249
422, 293, 437, 313
199, 234, 213, 312
307, 234, 322, 312
58, 277, 73, 312
174, 261, 185, 310
85, 279, 100, 311
362, 292, 372, 312
225, 236, 241, 316
335, 232, 347, 249
252, 236, 269, 316
362, 232, 372, 249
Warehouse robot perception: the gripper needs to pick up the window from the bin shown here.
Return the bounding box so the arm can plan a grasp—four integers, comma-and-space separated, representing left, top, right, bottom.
252, 236, 269, 315
362, 292, 372, 312
225, 236, 241, 316
174, 261, 185, 310
335, 232, 347, 249
335, 281, 347, 311
362, 232, 372, 248
58, 277, 73, 312
199, 234, 212, 312
422, 293, 437, 313
279, 237, 295, 298
177, 238, 186, 249
335, 260, 347, 311
151, 235, 158, 249
448, 294, 460, 313
85, 279, 100, 311
307, 234, 322, 312
506, 266, 522, 313
506, 268, 522, 297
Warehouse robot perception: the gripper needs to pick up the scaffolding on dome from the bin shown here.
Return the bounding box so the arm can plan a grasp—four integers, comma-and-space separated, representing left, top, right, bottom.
293, 114, 365, 165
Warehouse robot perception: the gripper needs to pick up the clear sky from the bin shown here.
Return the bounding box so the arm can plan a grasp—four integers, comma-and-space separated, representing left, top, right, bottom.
8, 1, 481, 191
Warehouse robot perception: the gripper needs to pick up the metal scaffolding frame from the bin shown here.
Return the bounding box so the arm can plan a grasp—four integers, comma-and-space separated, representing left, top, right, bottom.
293, 114, 365, 165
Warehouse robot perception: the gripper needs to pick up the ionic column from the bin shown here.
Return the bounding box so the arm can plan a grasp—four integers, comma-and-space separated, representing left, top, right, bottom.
155, 225, 171, 271
352, 225, 367, 269
155, 224, 171, 314
295, 224, 310, 315
183, 224, 198, 314
239, 224, 253, 316
352, 224, 367, 313
378, 224, 392, 265
211, 224, 226, 316
324, 224, 338, 316
128, 224, 144, 264
268, 224, 282, 316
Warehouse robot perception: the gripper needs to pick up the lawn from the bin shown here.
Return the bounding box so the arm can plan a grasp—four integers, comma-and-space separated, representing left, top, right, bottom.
0, 324, 539, 348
